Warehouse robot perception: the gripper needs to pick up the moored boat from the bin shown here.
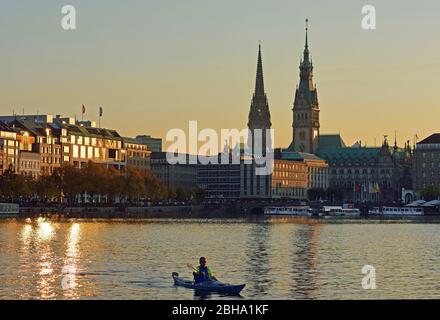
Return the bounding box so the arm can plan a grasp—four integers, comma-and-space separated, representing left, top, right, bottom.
368, 206, 424, 216
320, 205, 360, 217
263, 206, 312, 216
172, 272, 245, 295
0, 203, 19, 216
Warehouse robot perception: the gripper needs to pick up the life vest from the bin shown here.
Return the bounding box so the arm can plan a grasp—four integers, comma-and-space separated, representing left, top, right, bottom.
194, 266, 215, 283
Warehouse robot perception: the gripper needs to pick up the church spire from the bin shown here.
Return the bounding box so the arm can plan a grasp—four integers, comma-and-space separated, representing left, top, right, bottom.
248, 43, 271, 130
303, 19, 310, 64
254, 42, 265, 97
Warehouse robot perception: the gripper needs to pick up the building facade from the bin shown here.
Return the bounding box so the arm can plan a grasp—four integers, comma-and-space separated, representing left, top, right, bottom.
135, 135, 162, 152
413, 134, 440, 198
272, 159, 308, 199
0, 122, 19, 173
12, 120, 62, 175
150, 152, 198, 190
317, 135, 412, 203
19, 151, 41, 179
123, 137, 152, 170
197, 155, 241, 199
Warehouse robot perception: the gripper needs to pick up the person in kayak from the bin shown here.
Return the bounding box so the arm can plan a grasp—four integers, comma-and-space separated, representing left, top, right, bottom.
193, 257, 217, 284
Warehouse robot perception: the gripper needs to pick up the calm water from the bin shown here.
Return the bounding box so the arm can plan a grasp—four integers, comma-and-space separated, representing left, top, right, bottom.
1, 217, 440, 300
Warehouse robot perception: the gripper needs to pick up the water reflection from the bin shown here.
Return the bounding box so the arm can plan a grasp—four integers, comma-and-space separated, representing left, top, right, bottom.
62, 223, 81, 299
3, 219, 440, 299
291, 223, 320, 299
36, 220, 56, 299
245, 223, 272, 296
37, 218, 54, 241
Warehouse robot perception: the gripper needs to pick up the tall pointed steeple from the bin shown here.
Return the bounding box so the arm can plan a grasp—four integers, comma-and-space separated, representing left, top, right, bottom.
247, 43, 272, 160
254, 43, 265, 98
248, 43, 271, 130
303, 18, 310, 64
290, 19, 320, 154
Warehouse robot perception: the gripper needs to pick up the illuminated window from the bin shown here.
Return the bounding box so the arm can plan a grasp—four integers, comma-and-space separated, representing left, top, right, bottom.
73, 145, 79, 158
80, 146, 86, 159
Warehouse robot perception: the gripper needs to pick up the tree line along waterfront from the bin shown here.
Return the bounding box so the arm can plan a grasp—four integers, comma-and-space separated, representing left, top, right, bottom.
0, 161, 204, 206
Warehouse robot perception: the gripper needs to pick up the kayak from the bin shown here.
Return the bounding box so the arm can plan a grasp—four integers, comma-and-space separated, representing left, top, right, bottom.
172, 272, 245, 295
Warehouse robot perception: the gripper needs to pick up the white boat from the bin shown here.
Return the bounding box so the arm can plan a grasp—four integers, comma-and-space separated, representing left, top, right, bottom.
264, 206, 312, 216
0, 203, 19, 215
319, 205, 360, 217
327, 207, 361, 217
368, 206, 423, 216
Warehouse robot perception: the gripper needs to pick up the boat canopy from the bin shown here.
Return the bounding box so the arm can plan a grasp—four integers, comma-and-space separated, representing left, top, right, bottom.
421, 200, 440, 207
405, 200, 426, 207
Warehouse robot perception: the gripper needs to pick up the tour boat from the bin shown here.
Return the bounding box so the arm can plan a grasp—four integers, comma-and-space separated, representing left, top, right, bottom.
326, 207, 361, 217
319, 205, 361, 217
263, 206, 312, 216
0, 203, 19, 216
368, 206, 424, 216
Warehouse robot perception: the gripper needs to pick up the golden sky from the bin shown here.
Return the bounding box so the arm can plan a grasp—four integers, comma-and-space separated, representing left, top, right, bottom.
1, 1, 439, 151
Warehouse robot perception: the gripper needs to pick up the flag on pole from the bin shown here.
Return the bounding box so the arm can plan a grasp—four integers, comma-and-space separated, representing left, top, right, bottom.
82, 104, 86, 114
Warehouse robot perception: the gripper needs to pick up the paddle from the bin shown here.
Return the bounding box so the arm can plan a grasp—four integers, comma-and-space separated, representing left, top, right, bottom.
187, 263, 219, 283
186, 263, 197, 272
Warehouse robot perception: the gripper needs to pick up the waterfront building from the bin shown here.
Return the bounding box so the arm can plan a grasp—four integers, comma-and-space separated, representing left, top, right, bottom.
135, 135, 162, 152
317, 134, 412, 202
289, 20, 320, 154
272, 159, 308, 199
10, 120, 61, 175
413, 134, 440, 198
0, 121, 19, 173
0, 114, 55, 125
150, 152, 197, 190
122, 137, 151, 170
19, 151, 41, 179
272, 149, 328, 199
52, 122, 125, 169
197, 154, 241, 199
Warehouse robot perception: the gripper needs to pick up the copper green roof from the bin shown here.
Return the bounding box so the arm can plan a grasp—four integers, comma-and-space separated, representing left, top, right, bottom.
280, 151, 324, 161
318, 134, 346, 149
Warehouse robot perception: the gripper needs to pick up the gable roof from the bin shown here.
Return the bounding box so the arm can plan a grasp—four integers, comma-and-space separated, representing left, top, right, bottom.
418, 134, 440, 145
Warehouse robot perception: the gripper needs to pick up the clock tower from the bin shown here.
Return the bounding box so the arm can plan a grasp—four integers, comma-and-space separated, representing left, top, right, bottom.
290, 19, 320, 154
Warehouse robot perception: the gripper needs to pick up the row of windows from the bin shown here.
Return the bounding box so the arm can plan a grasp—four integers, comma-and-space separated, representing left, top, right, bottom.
41, 157, 61, 164
20, 161, 40, 170
69, 135, 122, 149
332, 168, 391, 174
331, 181, 392, 188
41, 146, 60, 155
420, 162, 440, 168
274, 163, 304, 170
273, 171, 306, 179
420, 152, 440, 158
128, 151, 149, 158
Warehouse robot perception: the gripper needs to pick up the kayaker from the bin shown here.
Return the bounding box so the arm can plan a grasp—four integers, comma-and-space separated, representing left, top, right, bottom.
193, 257, 217, 283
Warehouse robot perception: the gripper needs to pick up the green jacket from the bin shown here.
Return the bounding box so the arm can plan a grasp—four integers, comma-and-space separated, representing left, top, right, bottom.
194, 266, 215, 281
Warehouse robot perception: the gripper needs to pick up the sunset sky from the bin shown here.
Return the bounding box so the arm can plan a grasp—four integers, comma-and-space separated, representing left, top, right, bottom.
1, 0, 439, 151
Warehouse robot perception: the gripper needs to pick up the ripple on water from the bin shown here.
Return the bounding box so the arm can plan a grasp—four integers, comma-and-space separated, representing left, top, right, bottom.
1, 219, 440, 299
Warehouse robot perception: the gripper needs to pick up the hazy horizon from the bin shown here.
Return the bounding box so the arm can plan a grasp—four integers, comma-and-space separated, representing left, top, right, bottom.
1, 0, 439, 151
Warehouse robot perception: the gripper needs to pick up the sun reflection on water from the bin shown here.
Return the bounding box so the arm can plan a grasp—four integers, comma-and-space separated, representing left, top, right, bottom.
62, 223, 81, 299
37, 218, 54, 241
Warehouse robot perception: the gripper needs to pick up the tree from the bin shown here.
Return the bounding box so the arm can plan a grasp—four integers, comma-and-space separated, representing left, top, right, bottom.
421, 185, 440, 201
